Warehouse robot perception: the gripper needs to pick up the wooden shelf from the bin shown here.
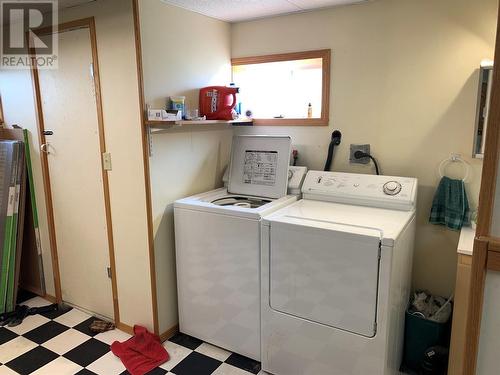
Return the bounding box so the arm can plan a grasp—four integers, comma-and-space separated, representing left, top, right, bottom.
146, 120, 176, 126
145, 118, 253, 131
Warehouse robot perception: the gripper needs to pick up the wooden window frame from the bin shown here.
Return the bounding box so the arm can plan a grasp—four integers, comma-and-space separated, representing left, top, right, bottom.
231, 49, 331, 126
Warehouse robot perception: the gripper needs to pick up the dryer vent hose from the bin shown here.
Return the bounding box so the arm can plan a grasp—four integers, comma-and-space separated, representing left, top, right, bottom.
324, 130, 342, 171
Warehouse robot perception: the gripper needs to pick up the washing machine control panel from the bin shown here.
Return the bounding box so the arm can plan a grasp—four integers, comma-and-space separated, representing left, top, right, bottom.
302, 171, 417, 211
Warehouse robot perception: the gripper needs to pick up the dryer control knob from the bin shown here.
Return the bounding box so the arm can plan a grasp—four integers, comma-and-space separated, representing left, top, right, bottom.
383, 181, 402, 195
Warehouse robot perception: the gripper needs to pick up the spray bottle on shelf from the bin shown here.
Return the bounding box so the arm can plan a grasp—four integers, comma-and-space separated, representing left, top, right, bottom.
229, 83, 242, 117
307, 103, 313, 118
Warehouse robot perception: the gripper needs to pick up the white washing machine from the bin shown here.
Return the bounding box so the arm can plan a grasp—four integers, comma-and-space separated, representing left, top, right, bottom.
261, 171, 418, 375
174, 135, 306, 361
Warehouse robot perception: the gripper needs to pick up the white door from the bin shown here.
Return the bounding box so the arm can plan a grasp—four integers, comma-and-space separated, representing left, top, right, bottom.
37, 27, 113, 318
269, 220, 382, 337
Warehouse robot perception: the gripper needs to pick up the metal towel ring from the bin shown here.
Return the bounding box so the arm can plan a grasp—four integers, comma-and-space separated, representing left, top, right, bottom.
438, 154, 470, 182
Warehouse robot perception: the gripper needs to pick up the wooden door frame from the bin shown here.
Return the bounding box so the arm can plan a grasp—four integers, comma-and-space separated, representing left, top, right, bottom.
131, 0, 160, 336
29, 17, 120, 324
463, 5, 500, 374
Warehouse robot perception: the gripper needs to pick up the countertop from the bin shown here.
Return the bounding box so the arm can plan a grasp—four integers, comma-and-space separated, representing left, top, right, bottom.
458, 226, 476, 256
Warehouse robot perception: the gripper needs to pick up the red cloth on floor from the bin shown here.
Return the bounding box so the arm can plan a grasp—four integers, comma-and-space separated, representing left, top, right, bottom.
111, 325, 169, 375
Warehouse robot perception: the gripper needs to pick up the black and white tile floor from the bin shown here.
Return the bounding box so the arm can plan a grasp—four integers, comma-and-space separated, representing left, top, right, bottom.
0, 296, 266, 375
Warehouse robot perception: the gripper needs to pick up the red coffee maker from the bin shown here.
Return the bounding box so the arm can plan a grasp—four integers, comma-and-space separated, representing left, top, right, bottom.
199, 86, 238, 120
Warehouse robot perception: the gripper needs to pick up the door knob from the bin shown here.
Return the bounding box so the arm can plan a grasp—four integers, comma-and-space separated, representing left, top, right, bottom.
40, 143, 50, 154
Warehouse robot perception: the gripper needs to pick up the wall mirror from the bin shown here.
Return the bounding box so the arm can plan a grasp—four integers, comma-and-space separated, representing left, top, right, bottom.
473, 61, 494, 158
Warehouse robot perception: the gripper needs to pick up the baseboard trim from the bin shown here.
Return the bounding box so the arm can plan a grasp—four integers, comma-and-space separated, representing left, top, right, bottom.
115, 322, 177, 340
160, 324, 179, 342
116, 322, 134, 335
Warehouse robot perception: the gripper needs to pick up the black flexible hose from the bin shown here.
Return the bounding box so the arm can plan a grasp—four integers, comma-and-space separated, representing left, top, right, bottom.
367, 155, 380, 175
324, 130, 342, 171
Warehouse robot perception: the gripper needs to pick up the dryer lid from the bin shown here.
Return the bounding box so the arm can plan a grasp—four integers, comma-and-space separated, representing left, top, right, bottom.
263, 199, 415, 246
228, 135, 291, 199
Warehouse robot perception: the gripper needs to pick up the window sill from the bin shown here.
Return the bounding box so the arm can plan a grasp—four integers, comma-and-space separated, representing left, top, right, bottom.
252, 118, 329, 126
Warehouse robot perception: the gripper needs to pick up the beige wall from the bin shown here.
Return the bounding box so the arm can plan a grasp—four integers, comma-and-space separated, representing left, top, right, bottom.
138, 1, 233, 333
232, 0, 498, 297
1, 0, 154, 330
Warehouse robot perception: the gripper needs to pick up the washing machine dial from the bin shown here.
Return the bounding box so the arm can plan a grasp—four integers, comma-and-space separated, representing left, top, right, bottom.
383, 181, 402, 195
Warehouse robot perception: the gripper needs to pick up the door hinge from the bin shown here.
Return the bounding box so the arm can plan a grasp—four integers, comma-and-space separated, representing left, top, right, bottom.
106, 266, 112, 279
147, 126, 153, 157
373, 321, 377, 334
378, 241, 382, 260
90, 63, 94, 78
102, 152, 112, 171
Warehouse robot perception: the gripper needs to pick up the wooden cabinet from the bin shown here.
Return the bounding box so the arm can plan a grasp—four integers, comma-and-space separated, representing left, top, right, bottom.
448, 227, 475, 375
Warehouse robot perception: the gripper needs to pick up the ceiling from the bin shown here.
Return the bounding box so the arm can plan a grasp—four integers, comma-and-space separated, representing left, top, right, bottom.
0, 0, 95, 25
160, 0, 369, 23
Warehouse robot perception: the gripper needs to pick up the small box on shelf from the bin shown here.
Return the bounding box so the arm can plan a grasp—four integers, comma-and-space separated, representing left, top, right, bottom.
147, 108, 182, 122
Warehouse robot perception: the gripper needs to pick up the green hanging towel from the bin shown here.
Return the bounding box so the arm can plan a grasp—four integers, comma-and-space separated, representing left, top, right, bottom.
429, 176, 470, 231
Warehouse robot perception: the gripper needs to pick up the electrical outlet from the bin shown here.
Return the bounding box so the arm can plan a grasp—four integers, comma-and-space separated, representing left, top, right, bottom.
350, 144, 371, 164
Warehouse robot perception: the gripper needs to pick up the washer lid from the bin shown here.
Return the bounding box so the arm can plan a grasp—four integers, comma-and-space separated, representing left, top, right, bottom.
228, 135, 291, 199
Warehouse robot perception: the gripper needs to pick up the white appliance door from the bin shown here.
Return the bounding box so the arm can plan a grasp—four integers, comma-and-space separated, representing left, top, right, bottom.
175, 207, 261, 360
269, 220, 382, 337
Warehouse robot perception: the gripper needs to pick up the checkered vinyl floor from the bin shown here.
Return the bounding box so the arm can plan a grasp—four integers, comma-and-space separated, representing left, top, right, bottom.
0, 296, 265, 375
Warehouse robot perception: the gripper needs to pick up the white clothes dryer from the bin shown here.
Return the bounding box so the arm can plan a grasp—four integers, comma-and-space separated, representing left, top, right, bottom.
261, 170, 418, 375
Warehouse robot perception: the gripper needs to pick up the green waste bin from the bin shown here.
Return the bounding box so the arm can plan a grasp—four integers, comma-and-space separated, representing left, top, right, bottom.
401, 310, 452, 372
